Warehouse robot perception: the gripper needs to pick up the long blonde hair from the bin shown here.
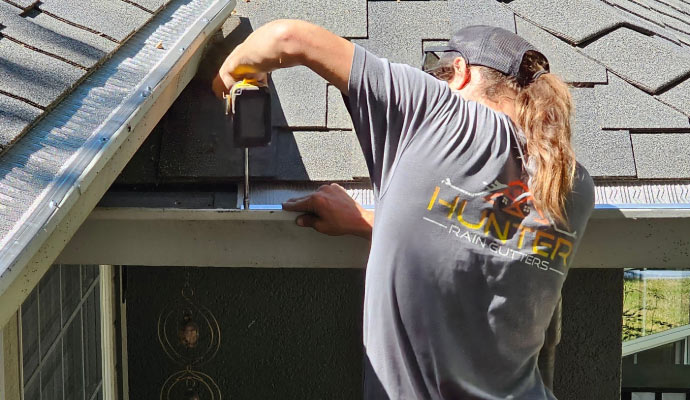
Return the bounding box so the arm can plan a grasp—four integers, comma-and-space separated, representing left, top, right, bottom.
440, 51, 576, 227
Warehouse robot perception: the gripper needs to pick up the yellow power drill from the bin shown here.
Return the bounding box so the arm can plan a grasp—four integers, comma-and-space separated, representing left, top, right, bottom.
224, 78, 272, 209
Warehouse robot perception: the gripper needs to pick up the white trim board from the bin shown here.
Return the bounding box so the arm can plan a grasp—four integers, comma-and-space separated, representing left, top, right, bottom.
56, 207, 690, 269
58, 209, 370, 268
100, 265, 118, 400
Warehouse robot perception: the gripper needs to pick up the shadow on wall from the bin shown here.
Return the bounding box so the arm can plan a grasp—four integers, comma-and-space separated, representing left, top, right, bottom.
116, 17, 310, 186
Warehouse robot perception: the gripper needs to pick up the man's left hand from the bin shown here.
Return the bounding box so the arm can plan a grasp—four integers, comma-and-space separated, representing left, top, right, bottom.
282, 183, 373, 240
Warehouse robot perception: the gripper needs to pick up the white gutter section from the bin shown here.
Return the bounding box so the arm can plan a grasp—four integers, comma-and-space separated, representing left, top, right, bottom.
240, 182, 690, 217
0, 0, 236, 328
592, 206, 690, 219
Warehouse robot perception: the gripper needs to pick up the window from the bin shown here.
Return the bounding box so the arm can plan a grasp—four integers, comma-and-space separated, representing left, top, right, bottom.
20, 264, 103, 400
622, 269, 690, 399
624, 269, 690, 341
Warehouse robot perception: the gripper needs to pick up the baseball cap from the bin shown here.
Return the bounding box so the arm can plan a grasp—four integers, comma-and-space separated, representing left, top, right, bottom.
423, 25, 549, 81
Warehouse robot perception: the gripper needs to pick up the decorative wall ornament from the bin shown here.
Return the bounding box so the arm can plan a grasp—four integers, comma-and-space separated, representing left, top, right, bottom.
160, 369, 222, 400
159, 269, 222, 399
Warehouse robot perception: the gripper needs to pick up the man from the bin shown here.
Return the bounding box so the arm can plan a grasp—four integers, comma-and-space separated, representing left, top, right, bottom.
214, 20, 594, 399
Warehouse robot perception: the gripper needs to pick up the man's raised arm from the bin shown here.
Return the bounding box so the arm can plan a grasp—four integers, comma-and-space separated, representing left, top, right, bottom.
212, 19, 354, 97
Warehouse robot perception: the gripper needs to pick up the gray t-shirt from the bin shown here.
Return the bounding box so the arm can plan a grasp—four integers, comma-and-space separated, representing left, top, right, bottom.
345, 44, 595, 399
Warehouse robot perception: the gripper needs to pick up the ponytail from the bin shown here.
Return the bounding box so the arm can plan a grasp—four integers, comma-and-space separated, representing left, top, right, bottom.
438, 51, 576, 227
514, 59, 575, 228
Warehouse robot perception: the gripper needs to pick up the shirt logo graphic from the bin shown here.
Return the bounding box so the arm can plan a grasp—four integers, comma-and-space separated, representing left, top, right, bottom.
422, 178, 576, 275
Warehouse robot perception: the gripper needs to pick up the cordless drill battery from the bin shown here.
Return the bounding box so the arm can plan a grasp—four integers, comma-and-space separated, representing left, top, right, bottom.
225, 78, 272, 148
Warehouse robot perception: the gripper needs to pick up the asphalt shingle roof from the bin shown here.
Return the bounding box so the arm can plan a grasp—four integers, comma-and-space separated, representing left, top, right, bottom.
0, 38, 86, 107
1, 0, 686, 186
606, 0, 690, 45
270, 66, 327, 128
596, 73, 689, 130
39, 0, 152, 42
449, 0, 515, 32
127, 0, 169, 13
126, 0, 690, 185
506, 0, 629, 44
0, 0, 172, 153
3, 0, 37, 11
0, 4, 116, 68
353, 1, 451, 66
582, 27, 690, 93
569, 87, 637, 177
0, 93, 41, 151
659, 78, 690, 115
632, 133, 690, 178
233, 0, 368, 37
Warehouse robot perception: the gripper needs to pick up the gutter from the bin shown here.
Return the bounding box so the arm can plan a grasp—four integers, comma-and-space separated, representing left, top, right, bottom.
247, 204, 690, 218
592, 205, 690, 219
0, 0, 236, 328
235, 182, 690, 217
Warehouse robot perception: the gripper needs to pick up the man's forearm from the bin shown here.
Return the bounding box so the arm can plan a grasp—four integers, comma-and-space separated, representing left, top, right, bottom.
215, 20, 353, 96
218, 20, 303, 81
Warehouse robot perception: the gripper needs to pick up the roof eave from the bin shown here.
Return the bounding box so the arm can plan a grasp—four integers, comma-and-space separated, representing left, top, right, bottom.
0, 0, 236, 328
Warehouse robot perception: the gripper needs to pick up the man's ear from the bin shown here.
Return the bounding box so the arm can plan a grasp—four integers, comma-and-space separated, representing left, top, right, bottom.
452, 57, 471, 90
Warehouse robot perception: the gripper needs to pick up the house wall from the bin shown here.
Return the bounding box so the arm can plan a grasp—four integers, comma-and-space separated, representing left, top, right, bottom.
126, 266, 364, 400
554, 268, 624, 400
127, 266, 625, 399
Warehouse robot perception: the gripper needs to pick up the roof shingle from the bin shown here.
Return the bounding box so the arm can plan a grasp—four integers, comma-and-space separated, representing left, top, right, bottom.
448, 0, 515, 32
583, 27, 690, 94
234, 0, 367, 38
658, 77, 690, 116
516, 17, 607, 84
595, 73, 690, 130
570, 88, 637, 177
271, 66, 327, 128
0, 6, 116, 68
38, 0, 152, 42
1, 0, 37, 12
0, 37, 85, 107
326, 84, 353, 130
506, 0, 627, 44
353, 1, 451, 66
632, 134, 690, 178
0, 93, 42, 151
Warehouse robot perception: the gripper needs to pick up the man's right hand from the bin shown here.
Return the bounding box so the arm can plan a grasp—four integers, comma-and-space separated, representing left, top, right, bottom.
212, 44, 269, 99
282, 183, 373, 240
211, 20, 354, 99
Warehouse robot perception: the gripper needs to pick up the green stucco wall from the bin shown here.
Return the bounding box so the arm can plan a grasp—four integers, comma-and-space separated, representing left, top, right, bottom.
126, 267, 364, 400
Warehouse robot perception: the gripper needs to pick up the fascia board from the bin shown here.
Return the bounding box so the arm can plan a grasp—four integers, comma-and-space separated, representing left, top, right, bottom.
55, 206, 690, 270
